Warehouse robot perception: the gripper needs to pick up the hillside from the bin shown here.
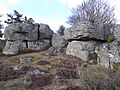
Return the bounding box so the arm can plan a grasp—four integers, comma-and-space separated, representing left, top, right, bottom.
1, 17, 120, 90
0, 50, 120, 90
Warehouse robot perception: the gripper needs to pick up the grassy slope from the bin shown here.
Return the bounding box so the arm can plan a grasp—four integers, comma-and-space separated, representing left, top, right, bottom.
0, 51, 120, 90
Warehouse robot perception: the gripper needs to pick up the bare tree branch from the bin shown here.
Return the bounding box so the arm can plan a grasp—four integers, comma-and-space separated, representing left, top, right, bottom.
67, 0, 116, 27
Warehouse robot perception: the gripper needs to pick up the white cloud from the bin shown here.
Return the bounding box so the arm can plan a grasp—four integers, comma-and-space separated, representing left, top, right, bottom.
59, 0, 83, 8
0, 0, 21, 20
111, 0, 120, 22
0, 0, 21, 5
6, 0, 21, 5
0, 4, 8, 15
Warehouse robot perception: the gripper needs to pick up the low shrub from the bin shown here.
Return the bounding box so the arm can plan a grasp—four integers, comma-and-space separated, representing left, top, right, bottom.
55, 68, 79, 79
25, 73, 54, 89
107, 35, 115, 42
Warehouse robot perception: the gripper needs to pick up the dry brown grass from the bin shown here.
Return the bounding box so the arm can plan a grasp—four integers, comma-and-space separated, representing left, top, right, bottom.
1, 51, 120, 90
3, 52, 45, 65
25, 73, 54, 89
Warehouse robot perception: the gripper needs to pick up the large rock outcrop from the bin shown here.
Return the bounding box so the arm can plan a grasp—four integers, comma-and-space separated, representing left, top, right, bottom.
66, 41, 99, 61
3, 22, 53, 55
65, 20, 111, 61
95, 41, 120, 68
4, 23, 38, 41
64, 20, 111, 41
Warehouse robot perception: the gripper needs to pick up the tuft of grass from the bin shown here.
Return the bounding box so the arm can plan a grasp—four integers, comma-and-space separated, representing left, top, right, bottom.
77, 65, 110, 81
107, 35, 115, 42
19, 48, 37, 54
38, 65, 52, 72
112, 62, 120, 71
3, 52, 45, 65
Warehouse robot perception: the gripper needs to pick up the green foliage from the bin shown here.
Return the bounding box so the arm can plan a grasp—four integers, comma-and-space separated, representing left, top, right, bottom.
107, 35, 115, 42
57, 25, 65, 36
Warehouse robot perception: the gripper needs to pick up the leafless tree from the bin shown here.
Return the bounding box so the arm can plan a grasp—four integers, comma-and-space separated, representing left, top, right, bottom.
67, 0, 116, 27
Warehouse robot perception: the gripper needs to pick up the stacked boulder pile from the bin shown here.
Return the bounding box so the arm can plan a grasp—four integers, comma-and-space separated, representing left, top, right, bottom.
3, 19, 120, 68
3, 21, 53, 55
64, 20, 120, 68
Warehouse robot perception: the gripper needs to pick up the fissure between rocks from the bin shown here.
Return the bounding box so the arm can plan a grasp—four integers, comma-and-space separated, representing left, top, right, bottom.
24, 40, 28, 48
38, 24, 40, 40
68, 37, 107, 42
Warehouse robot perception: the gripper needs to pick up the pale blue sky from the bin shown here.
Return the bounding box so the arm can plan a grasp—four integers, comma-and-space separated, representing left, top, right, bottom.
0, 0, 120, 31
10, 0, 70, 18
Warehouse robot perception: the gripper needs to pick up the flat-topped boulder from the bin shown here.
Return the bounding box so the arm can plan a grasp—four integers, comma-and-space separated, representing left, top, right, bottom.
3, 22, 54, 55
4, 23, 38, 41
64, 20, 111, 41
4, 23, 54, 41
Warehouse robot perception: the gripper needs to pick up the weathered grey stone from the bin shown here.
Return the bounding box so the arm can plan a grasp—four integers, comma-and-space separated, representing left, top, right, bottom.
0, 40, 6, 50
4, 23, 38, 41
114, 24, 120, 41
44, 47, 64, 56
4, 23, 21, 40
2, 41, 26, 55
20, 23, 38, 41
64, 20, 111, 41
0, 30, 3, 37
66, 41, 99, 61
39, 23, 54, 39
27, 69, 49, 75
52, 33, 68, 48
28, 40, 50, 51
20, 57, 32, 64
95, 41, 120, 68
13, 65, 22, 71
